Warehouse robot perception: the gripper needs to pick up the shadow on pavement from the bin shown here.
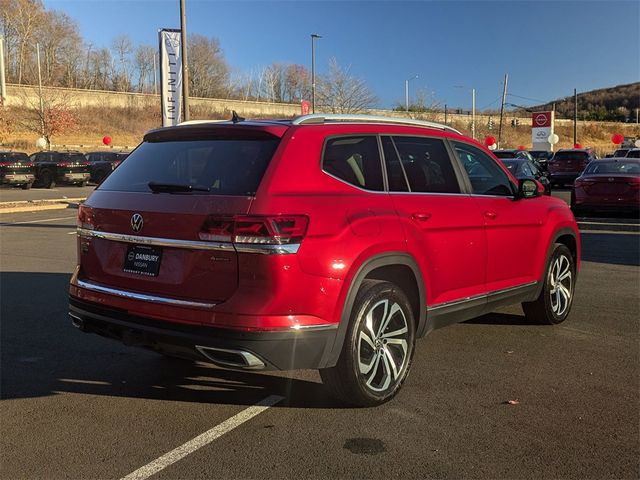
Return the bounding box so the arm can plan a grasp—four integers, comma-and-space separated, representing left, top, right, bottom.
0, 271, 343, 409
580, 232, 640, 267
464, 312, 538, 326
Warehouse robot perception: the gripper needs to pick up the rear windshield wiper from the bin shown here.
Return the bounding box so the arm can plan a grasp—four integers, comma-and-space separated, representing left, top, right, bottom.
148, 181, 210, 193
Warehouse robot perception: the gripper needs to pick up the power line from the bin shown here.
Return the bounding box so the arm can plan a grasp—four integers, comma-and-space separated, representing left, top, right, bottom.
507, 92, 548, 104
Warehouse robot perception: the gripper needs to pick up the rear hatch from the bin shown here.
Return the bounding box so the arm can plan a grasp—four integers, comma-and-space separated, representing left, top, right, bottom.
549, 151, 589, 174
58, 152, 91, 176
0, 152, 34, 177
578, 175, 640, 200
78, 125, 285, 304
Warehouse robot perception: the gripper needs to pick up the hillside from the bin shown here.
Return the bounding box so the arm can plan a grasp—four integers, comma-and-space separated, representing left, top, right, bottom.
532, 82, 640, 122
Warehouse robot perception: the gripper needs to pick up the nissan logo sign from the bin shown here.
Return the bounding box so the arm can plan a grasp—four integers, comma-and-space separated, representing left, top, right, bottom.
535, 114, 548, 127
131, 213, 144, 233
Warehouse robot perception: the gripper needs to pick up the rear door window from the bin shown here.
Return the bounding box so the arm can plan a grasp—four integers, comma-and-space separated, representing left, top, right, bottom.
390, 136, 460, 193
98, 136, 280, 195
322, 136, 384, 191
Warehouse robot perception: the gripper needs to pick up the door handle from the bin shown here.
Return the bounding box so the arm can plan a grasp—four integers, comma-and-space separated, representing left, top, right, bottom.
484, 211, 498, 220
411, 212, 432, 222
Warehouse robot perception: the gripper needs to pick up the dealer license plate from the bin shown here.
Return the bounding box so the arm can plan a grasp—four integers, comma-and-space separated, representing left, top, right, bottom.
123, 245, 162, 277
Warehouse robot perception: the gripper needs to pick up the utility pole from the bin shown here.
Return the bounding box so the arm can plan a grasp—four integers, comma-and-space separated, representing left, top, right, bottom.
311, 34, 321, 114
152, 52, 158, 95
179, 0, 190, 121
444, 104, 447, 125
497, 73, 508, 148
471, 88, 476, 140
573, 88, 577, 145
36, 43, 45, 142
0, 36, 6, 106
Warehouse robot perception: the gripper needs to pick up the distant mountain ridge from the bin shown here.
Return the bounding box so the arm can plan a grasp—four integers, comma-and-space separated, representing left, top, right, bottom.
533, 82, 639, 122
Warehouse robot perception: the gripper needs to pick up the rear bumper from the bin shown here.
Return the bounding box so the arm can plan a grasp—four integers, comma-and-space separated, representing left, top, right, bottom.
1, 174, 34, 185
57, 172, 90, 184
69, 296, 338, 371
550, 173, 580, 183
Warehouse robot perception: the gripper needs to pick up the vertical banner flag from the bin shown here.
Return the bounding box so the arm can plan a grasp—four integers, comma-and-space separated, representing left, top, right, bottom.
301, 100, 311, 115
531, 111, 555, 151
159, 29, 183, 127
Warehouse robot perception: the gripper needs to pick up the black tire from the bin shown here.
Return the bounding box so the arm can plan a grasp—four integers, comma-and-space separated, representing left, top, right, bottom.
40, 170, 55, 189
94, 170, 107, 184
319, 280, 416, 407
522, 244, 575, 325
21, 182, 33, 190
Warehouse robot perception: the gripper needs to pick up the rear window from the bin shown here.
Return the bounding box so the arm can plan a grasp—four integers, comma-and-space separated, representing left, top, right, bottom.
98, 137, 279, 195
0, 152, 29, 162
553, 151, 588, 161
60, 153, 87, 162
493, 151, 515, 159
584, 161, 640, 175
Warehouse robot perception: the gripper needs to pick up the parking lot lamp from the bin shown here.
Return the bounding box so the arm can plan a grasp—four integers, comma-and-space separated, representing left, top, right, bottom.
405, 75, 418, 112
311, 34, 321, 114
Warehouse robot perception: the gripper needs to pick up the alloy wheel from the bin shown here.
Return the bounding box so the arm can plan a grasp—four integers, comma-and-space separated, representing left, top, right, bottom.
357, 299, 410, 393
549, 254, 572, 317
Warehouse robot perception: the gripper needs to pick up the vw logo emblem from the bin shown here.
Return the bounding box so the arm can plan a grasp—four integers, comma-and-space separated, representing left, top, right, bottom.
131, 213, 144, 233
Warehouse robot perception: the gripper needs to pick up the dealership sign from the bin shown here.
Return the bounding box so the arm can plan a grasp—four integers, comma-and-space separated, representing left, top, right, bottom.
159, 29, 182, 127
531, 111, 555, 151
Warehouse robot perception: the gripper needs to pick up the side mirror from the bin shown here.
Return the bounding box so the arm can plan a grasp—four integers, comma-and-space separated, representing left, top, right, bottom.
517, 178, 541, 199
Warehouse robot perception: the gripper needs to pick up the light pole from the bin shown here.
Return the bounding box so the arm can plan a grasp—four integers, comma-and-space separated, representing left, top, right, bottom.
405, 74, 418, 113
454, 85, 476, 139
311, 33, 321, 114
179, 0, 190, 122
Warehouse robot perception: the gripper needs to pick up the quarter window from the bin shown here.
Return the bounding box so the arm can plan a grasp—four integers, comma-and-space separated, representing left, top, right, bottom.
323, 136, 384, 191
386, 136, 460, 193
453, 142, 514, 196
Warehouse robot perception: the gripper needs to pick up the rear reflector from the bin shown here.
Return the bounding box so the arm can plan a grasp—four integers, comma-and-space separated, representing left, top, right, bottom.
200, 215, 308, 245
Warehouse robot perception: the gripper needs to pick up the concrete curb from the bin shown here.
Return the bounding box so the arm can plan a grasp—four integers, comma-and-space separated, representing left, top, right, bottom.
0, 197, 86, 214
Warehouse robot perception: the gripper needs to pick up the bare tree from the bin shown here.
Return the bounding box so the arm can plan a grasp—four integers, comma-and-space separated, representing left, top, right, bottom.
1, 0, 44, 84
188, 34, 229, 98
38, 11, 83, 86
317, 57, 377, 113
111, 34, 133, 91
134, 45, 155, 93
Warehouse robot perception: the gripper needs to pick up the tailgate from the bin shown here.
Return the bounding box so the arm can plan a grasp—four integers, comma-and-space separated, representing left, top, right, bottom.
80, 192, 252, 303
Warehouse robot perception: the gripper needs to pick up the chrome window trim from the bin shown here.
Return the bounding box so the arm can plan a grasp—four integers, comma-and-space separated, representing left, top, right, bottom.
75, 279, 217, 309
428, 281, 538, 310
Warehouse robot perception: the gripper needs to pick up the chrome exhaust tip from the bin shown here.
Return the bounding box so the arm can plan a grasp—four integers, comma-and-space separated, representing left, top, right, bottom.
69, 312, 84, 329
195, 345, 265, 370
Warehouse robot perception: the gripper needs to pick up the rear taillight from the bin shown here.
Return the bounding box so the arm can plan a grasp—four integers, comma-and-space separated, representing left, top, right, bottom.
574, 179, 595, 188
0, 162, 10, 167
57, 161, 71, 167
113, 161, 122, 169
77, 204, 94, 230
199, 215, 308, 245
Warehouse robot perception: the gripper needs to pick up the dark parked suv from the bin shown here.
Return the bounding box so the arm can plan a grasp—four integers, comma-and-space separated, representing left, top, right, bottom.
548, 148, 597, 186
31, 151, 91, 188
0, 151, 35, 189
69, 114, 580, 406
85, 151, 129, 184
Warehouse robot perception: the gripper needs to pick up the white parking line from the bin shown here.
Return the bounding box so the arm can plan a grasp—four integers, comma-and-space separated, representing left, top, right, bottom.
0, 215, 76, 226
120, 395, 284, 480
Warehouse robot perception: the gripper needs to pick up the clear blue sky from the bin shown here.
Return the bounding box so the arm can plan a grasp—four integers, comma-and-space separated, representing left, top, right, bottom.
44, 0, 640, 109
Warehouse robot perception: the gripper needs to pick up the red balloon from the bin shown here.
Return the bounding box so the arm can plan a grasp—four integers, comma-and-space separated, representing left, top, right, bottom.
102, 136, 112, 146
574, 143, 583, 149
484, 135, 496, 146
517, 145, 526, 150
612, 133, 624, 145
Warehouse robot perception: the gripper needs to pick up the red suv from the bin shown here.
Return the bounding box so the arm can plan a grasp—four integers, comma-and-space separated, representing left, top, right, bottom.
69, 114, 580, 406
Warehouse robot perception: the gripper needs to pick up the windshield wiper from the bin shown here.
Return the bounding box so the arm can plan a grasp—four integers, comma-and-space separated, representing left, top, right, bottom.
148, 181, 210, 193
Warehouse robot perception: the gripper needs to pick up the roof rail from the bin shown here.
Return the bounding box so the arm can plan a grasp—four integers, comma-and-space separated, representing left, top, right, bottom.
291, 114, 461, 134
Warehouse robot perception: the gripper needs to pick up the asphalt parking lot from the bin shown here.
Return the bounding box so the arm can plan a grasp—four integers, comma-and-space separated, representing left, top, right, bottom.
1, 203, 639, 479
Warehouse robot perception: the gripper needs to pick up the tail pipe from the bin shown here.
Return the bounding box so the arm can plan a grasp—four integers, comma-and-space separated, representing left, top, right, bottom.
195, 345, 265, 370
